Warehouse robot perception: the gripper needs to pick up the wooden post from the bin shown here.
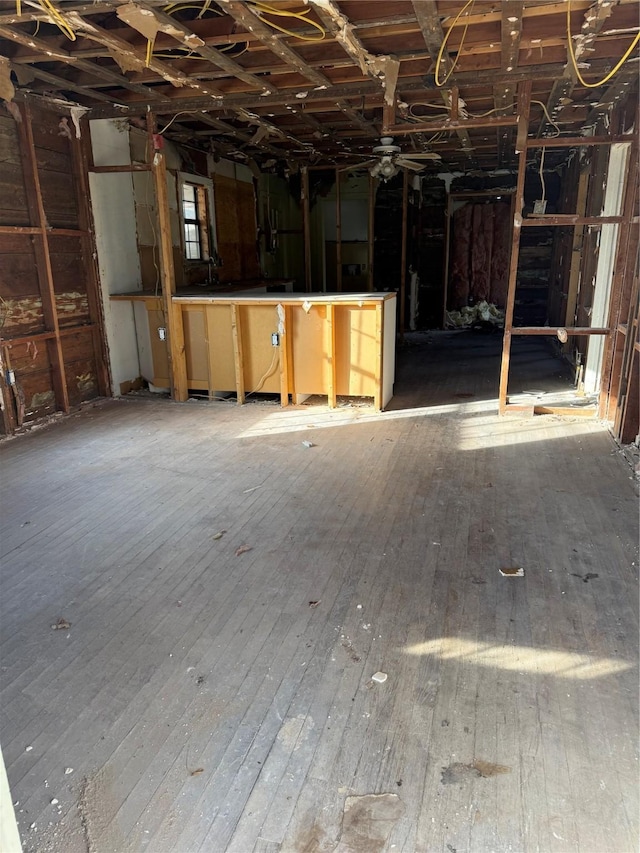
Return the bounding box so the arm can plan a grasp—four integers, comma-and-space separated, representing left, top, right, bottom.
278, 304, 289, 407
327, 304, 337, 408
499, 81, 532, 414
368, 173, 375, 292
301, 166, 312, 292
335, 167, 342, 292
230, 303, 245, 404
400, 167, 409, 336
442, 193, 453, 328
148, 113, 188, 401
75, 121, 111, 397
19, 101, 70, 413
374, 302, 384, 411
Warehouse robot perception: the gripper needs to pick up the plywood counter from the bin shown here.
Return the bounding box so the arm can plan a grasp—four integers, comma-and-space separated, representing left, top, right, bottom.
111, 292, 396, 410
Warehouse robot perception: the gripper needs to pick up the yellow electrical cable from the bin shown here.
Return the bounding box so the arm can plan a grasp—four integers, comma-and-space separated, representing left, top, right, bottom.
567, 0, 640, 88
40, 0, 76, 40
247, 2, 325, 42
16, 0, 21, 16
434, 0, 474, 87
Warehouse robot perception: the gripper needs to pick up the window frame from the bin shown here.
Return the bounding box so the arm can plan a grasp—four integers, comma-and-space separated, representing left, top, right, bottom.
178, 172, 217, 263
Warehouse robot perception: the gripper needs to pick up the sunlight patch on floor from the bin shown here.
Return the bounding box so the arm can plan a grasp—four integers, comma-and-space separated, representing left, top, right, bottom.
403, 637, 633, 680
238, 398, 501, 438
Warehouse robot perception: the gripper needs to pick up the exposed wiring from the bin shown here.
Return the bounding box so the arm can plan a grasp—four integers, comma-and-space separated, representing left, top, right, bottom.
538, 146, 546, 203
567, 0, 640, 88
246, 346, 280, 397
164, 1, 217, 16
38, 0, 76, 40
435, 0, 474, 86
158, 111, 194, 134
247, 2, 325, 42
531, 99, 561, 137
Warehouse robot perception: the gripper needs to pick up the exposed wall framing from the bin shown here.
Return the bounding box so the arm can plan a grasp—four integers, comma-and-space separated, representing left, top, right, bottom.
0, 99, 108, 433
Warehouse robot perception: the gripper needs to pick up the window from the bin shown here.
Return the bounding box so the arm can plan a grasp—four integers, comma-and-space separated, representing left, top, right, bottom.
181, 181, 211, 261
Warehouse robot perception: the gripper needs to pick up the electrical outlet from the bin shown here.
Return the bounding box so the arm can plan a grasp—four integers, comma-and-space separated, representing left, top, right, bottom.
158, 327, 166, 341
533, 199, 547, 215
271, 332, 280, 347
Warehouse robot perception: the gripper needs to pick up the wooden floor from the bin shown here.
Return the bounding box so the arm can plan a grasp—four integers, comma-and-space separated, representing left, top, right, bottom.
1, 333, 638, 853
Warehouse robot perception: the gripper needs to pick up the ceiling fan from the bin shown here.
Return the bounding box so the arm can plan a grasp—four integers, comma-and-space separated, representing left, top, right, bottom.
342, 137, 441, 181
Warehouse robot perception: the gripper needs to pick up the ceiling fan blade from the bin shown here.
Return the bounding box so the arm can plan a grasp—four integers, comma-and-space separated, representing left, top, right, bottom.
401, 152, 442, 160
396, 158, 426, 171
339, 159, 377, 172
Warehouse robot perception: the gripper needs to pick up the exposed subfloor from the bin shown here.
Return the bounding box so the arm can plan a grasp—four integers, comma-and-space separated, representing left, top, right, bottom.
0, 336, 638, 853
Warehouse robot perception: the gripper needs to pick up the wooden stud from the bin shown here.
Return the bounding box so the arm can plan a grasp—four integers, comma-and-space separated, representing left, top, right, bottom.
400, 168, 409, 337
521, 215, 623, 226
336, 168, 342, 293
368, 173, 375, 292
230, 303, 245, 405
442, 193, 453, 328
278, 304, 289, 407
301, 167, 312, 293
499, 81, 531, 414
74, 122, 111, 398
18, 101, 70, 414
327, 304, 337, 409
510, 327, 609, 335
374, 301, 384, 411
148, 115, 189, 402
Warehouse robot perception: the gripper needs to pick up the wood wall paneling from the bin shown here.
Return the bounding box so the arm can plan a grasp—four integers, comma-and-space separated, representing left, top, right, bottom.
0, 100, 108, 432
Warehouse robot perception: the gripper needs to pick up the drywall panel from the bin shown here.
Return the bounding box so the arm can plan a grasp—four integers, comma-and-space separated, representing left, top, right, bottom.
90, 119, 130, 167
89, 170, 141, 394
584, 142, 630, 393
134, 300, 154, 381
206, 304, 236, 391
240, 305, 281, 394
335, 305, 377, 396
383, 294, 396, 408
183, 308, 208, 385
290, 304, 328, 394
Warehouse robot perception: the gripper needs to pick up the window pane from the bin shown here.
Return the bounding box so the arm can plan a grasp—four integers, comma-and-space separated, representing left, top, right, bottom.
183, 201, 197, 220
185, 223, 199, 243
185, 242, 200, 260
182, 183, 195, 203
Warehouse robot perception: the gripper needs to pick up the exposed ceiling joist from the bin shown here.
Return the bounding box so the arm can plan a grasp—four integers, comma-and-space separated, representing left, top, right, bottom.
307, 0, 400, 108
410, 0, 476, 164
495, 1, 524, 166
216, 0, 330, 89
0, 24, 163, 97
63, 10, 226, 100
538, 0, 617, 135
121, 1, 277, 95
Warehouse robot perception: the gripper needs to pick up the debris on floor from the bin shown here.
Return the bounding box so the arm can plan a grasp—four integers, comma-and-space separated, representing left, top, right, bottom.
571, 572, 599, 583
235, 545, 252, 556
212, 530, 226, 540
335, 793, 405, 853
371, 671, 388, 684
308, 600, 321, 608
51, 618, 71, 630
302, 440, 314, 448
499, 567, 524, 577
441, 759, 510, 785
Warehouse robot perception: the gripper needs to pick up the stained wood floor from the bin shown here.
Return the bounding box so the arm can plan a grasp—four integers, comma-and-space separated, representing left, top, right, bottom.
1, 333, 638, 853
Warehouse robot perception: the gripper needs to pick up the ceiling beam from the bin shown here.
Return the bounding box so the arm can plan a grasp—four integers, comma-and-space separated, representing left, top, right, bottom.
63, 10, 226, 100
122, 2, 277, 95
216, 0, 330, 89
0, 25, 164, 98
307, 0, 400, 108
538, 0, 616, 135
495, 1, 524, 167
410, 0, 476, 163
